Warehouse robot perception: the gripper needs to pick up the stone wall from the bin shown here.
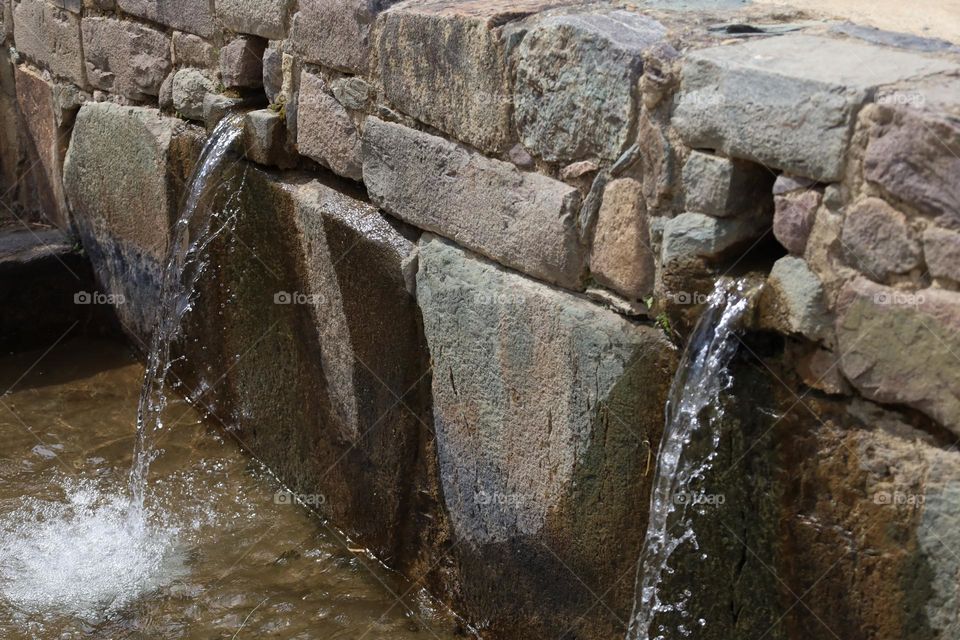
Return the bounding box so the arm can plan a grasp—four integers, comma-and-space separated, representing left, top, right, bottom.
3, 0, 960, 637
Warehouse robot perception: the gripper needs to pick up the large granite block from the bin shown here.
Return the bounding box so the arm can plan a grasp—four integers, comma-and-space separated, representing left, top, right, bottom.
82, 17, 171, 101
362, 117, 585, 288
674, 35, 957, 181
13, 0, 86, 85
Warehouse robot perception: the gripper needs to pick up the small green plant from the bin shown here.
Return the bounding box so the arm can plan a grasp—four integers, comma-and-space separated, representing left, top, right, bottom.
655, 312, 672, 336
268, 98, 287, 122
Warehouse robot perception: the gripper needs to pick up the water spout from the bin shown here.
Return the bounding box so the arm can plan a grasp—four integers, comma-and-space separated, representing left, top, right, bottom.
626, 278, 760, 640
129, 113, 245, 512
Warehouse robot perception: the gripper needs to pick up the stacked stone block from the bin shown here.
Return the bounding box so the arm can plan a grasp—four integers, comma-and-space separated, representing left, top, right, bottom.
1, 0, 960, 637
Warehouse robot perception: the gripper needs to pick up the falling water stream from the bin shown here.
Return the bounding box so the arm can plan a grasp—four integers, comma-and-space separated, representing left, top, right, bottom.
0, 114, 463, 637
129, 113, 246, 511
627, 279, 759, 640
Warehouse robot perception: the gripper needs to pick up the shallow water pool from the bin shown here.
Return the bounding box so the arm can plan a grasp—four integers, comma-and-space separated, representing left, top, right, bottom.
0, 338, 465, 639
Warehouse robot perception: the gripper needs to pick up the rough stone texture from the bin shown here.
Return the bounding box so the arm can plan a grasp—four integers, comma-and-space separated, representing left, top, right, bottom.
559, 160, 598, 182
362, 117, 585, 288
801, 204, 859, 311
512, 10, 667, 163
330, 76, 372, 112
62, 102, 197, 342
508, 143, 534, 169
14, 64, 70, 228
296, 70, 362, 180
220, 36, 266, 89
674, 35, 958, 181
373, 0, 572, 154
50, 79, 86, 126
589, 177, 655, 299
202, 92, 244, 130
761, 256, 831, 342
158, 71, 173, 110
660, 211, 767, 265
82, 18, 171, 101
681, 150, 774, 218
193, 162, 435, 570
794, 345, 848, 395
636, 112, 677, 213
49, 0, 80, 11
171, 68, 215, 121
242, 108, 296, 168
0, 52, 25, 218
216, 0, 293, 40
262, 41, 282, 104
13, 0, 86, 86
862, 104, 960, 230
773, 178, 822, 255
773, 397, 960, 640
841, 197, 923, 281
117, 0, 218, 38
923, 226, 960, 284
836, 277, 960, 434
416, 234, 675, 638
172, 32, 218, 70
291, 0, 400, 75
1, 0, 10, 41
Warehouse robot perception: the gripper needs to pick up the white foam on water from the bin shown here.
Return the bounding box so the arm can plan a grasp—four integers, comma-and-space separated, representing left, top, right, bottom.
0, 115, 246, 627
0, 478, 187, 619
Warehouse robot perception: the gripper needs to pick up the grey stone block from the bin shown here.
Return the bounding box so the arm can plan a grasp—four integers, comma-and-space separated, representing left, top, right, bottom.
362, 117, 586, 289
513, 10, 668, 163
674, 35, 958, 181
82, 17, 171, 101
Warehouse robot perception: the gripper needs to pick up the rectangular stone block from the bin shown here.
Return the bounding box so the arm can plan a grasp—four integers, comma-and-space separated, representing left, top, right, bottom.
682, 150, 774, 218
13, 0, 86, 86
589, 177, 655, 299
82, 17, 171, 101
217, 0, 293, 40
513, 10, 668, 163
62, 102, 198, 342
291, 0, 401, 75
173, 31, 217, 69
674, 35, 958, 181
416, 233, 675, 636
14, 64, 70, 228
373, 0, 573, 154
219, 35, 265, 89
296, 69, 362, 180
242, 108, 296, 168
196, 163, 433, 561
362, 117, 585, 288
117, 0, 218, 38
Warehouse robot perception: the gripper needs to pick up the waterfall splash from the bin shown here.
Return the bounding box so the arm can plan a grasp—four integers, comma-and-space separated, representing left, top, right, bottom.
0, 114, 245, 618
626, 278, 759, 640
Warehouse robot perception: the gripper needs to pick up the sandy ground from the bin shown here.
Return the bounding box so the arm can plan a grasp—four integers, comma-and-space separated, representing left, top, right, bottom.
754, 0, 960, 44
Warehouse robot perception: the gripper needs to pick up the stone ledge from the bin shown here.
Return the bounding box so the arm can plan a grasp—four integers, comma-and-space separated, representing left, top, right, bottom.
674, 34, 959, 181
